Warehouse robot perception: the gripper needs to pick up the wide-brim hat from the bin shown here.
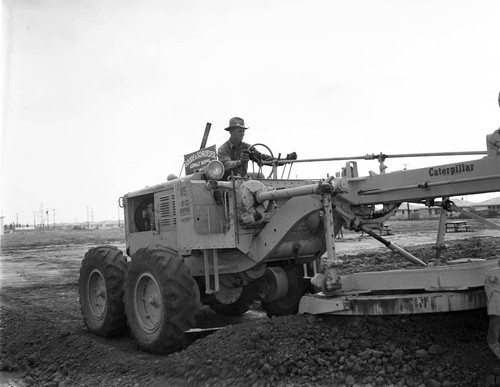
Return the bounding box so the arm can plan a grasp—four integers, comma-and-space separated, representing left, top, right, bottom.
225, 117, 249, 131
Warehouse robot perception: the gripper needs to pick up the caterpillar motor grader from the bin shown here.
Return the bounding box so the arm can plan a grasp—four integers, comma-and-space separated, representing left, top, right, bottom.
79, 120, 500, 354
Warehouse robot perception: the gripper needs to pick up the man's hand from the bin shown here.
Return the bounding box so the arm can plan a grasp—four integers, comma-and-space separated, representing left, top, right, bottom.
243, 149, 263, 166
241, 150, 250, 162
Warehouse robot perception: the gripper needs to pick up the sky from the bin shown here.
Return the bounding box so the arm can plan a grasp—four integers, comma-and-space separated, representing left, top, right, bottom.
1, 0, 499, 225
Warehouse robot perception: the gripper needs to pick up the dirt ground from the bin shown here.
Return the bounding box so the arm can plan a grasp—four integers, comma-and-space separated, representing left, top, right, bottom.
1, 219, 500, 386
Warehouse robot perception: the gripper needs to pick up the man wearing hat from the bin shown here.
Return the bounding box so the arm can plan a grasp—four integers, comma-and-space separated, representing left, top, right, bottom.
218, 117, 275, 180
485, 262, 500, 361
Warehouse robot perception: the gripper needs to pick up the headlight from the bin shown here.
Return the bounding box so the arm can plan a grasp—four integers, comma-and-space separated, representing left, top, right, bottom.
205, 160, 225, 180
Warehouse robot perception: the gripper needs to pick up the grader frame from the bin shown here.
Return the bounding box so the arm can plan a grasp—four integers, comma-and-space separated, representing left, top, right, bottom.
79, 124, 500, 354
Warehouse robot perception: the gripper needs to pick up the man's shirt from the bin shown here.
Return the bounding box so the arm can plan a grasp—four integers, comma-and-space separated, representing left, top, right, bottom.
218, 139, 250, 179
218, 140, 273, 179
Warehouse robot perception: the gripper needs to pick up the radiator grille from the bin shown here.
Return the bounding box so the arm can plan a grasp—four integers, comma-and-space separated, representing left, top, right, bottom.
159, 193, 176, 227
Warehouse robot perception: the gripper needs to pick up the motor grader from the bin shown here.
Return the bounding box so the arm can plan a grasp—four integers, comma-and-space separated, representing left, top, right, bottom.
79, 124, 500, 355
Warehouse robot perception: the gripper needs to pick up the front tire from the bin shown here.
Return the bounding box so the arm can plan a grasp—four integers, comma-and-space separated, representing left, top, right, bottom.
124, 246, 199, 354
79, 246, 127, 337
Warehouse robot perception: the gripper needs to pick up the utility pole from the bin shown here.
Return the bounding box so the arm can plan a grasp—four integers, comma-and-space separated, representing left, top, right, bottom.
86, 206, 90, 230
33, 211, 36, 231
52, 209, 56, 230
40, 204, 44, 230
402, 165, 411, 220
46, 210, 49, 230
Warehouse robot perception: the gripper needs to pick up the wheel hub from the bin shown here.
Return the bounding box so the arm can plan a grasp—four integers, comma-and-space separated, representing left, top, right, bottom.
87, 269, 107, 320
134, 272, 163, 333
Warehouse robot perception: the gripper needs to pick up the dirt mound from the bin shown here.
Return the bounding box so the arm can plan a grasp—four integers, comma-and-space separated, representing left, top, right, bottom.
0, 298, 497, 387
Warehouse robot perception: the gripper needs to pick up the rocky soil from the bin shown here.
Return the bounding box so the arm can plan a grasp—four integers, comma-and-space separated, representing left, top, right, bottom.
1, 226, 500, 386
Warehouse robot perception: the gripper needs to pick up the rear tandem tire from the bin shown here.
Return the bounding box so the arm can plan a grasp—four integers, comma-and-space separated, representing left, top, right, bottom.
79, 246, 128, 337
124, 246, 199, 354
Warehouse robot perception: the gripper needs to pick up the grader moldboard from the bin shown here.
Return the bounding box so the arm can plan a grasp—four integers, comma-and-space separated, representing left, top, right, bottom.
79, 125, 500, 355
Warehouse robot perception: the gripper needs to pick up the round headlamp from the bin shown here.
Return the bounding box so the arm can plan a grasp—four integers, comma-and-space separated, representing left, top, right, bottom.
205, 160, 225, 180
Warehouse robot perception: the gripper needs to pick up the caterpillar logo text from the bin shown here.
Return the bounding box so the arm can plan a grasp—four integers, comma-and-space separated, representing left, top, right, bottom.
428, 163, 475, 177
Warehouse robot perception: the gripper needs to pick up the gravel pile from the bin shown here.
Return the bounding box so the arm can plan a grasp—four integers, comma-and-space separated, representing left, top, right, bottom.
1, 306, 498, 387
163, 310, 497, 387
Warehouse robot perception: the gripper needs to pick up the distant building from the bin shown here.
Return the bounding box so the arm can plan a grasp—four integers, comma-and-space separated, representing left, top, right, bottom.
57, 220, 123, 230
96, 220, 123, 229
15, 226, 35, 232
395, 196, 500, 220
470, 196, 500, 217
396, 203, 441, 220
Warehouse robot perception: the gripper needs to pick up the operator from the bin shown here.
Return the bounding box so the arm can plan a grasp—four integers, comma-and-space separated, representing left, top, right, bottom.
485, 262, 500, 361
218, 117, 296, 180
218, 117, 271, 179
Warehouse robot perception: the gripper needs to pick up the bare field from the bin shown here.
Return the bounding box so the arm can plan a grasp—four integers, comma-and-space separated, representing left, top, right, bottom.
1, 229, 125, 289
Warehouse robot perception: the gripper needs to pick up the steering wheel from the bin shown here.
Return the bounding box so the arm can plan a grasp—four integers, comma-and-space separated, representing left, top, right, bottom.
247, 143, 275, 179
